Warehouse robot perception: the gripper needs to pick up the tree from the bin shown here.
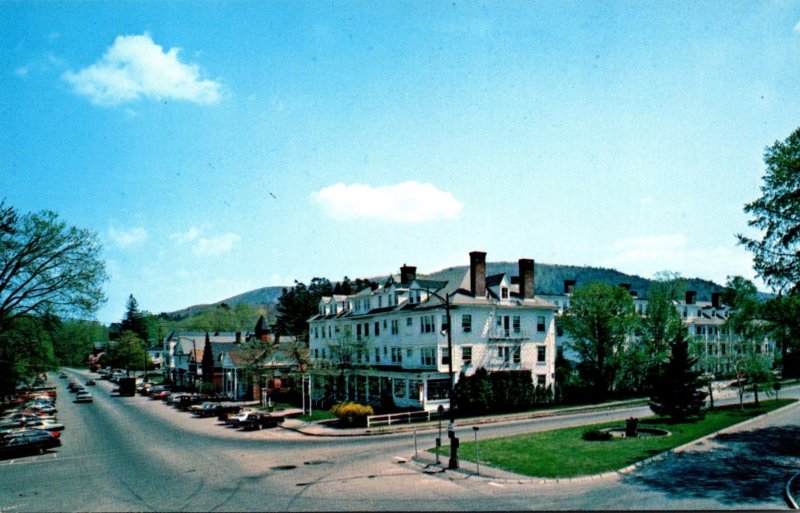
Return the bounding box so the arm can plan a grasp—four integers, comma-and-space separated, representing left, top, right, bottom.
560, 282, 637, 401
274, 278, 333, 339
0, 202, 108, 329
120, 294, 149, 343
723, 275, 773, 410
649, 328, 708, 420
234, 335, 276, 401
52, 319, 107, 366
639, 272, 686, 390
201, 332, 214, 384
105, 332, 148, 373
0, 315, 58, 396
325, 330, 370, 401
760, 294, 800, 379
737, 128, 800, 295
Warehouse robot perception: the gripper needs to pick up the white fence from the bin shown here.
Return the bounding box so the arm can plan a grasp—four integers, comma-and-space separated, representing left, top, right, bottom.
366, 410, 431, 428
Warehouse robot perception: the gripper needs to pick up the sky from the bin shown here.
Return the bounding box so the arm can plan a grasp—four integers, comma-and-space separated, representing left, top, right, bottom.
3, 1, 800, 324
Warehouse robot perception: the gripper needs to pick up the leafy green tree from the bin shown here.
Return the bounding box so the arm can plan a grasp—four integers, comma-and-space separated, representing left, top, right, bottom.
0, 316, 58, 395
723, 275, 773, 410
560, 282, 637, 401
52, 319, 107, 366
0, 202, 107, 329
760, 294, 800, 379
649, 328, 708, 420
737, 127, 800, 295
105, 332, 148, 373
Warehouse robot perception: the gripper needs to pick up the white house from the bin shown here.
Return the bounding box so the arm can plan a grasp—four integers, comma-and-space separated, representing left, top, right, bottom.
308, 251, 558, 412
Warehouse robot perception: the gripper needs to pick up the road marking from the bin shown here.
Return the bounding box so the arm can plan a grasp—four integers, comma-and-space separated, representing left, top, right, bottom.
489, 482, 504, 488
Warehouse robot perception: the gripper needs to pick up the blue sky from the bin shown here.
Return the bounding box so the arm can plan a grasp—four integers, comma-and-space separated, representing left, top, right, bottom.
3, 2, 800, 324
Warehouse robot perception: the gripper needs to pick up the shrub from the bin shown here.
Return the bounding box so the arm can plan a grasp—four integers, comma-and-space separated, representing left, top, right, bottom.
330, 401, 374, 427
582, 428, 612, 441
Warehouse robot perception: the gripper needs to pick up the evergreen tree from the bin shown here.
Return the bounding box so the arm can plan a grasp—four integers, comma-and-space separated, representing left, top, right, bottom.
649, 328, 708, 421
120, 294, 149, 343
201, 332, 214, 384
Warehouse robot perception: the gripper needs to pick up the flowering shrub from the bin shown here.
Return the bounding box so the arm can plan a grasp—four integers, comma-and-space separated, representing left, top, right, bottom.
330, 402, 374, 427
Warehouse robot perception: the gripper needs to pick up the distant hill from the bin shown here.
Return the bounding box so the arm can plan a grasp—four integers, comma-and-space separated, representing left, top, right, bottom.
168, 261, 757, 319
167, 286, 285, 319
424, 262, 727, 301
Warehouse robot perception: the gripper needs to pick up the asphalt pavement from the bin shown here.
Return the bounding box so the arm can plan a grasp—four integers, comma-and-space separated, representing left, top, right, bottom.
0, 369, 797, 511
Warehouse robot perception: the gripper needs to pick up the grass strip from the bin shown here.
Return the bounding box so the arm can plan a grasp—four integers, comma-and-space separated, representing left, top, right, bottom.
432, 399, 796, 478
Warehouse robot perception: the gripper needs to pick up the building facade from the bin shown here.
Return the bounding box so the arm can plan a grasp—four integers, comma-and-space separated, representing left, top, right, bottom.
308, 251, 558, 412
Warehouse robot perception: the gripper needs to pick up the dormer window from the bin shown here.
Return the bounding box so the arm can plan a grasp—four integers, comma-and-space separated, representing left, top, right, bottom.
501, 287, 509, 299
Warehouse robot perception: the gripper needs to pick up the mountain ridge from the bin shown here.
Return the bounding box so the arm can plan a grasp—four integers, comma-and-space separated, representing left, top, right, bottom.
167, 261, 749, 318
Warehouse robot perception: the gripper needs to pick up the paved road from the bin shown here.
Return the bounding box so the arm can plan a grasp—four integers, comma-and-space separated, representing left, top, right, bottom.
0, 369, 797, 511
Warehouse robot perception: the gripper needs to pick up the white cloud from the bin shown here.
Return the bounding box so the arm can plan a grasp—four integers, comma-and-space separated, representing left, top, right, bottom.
62, 33, 221, 106
310, 181, 464, 223
794, 20, 800, 33
169, 226, 202, 243
600, 233, 760, 287
192, 233, 240, 257
108, 225, 147, 248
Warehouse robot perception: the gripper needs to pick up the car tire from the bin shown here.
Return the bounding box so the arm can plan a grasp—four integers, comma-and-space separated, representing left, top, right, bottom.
38, 447, 44, 455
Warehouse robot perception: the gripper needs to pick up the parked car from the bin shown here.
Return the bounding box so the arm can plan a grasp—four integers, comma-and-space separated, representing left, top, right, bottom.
0, 430, 61, 457
143, 385, 170, 397
21, 418, 64, 432
59, 373, 68, 379
190, 402, 239, 418
226, 410, 260, 428
85, 379, 96, 386
2, 428, 60, 440
239, 411, 286, 430
150, 390, 171, 401
74, 392, 93, 403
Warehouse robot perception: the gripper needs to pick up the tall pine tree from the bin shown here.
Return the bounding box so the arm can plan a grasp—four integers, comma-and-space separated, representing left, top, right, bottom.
201, 332, 214, 384
649, 328, 708, 421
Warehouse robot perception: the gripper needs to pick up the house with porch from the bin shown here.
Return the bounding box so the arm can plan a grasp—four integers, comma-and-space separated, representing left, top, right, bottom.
308, 251, 558, 412
220, 336, 306, 401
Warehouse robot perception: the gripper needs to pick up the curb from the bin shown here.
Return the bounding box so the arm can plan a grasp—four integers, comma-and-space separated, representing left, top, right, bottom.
409, 399, 800, 486
285, 399, 650, 438
787, 472, 800, 510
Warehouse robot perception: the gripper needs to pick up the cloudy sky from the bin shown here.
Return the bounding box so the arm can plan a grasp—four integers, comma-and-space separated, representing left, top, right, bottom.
3, 2, 799, 324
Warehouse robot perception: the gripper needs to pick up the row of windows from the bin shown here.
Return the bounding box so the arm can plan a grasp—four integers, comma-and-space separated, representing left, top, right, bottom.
311, 344, 547, 366
315, 313, 550, 340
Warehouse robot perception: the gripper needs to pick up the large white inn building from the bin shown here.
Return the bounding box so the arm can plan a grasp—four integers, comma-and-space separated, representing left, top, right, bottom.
308, 251, 558, 412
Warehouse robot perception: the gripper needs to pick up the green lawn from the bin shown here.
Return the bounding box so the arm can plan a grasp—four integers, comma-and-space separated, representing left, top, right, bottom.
434, 399, 796, 478
298, 409, 336, 422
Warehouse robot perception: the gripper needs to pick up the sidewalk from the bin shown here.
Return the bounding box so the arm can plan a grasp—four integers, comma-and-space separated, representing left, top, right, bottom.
280, 397, 649, 437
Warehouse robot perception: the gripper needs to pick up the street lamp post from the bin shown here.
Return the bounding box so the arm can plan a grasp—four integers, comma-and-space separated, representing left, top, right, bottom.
472, 426, 480, 475
413, 287, 459, 469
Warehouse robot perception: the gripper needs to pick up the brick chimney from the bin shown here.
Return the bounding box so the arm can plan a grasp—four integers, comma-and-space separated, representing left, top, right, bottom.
400, 264, 416, 285
711, 292, 722, 309
685, 291, 697, 305
519, 258, 535, 299
469, 251, 487, 297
